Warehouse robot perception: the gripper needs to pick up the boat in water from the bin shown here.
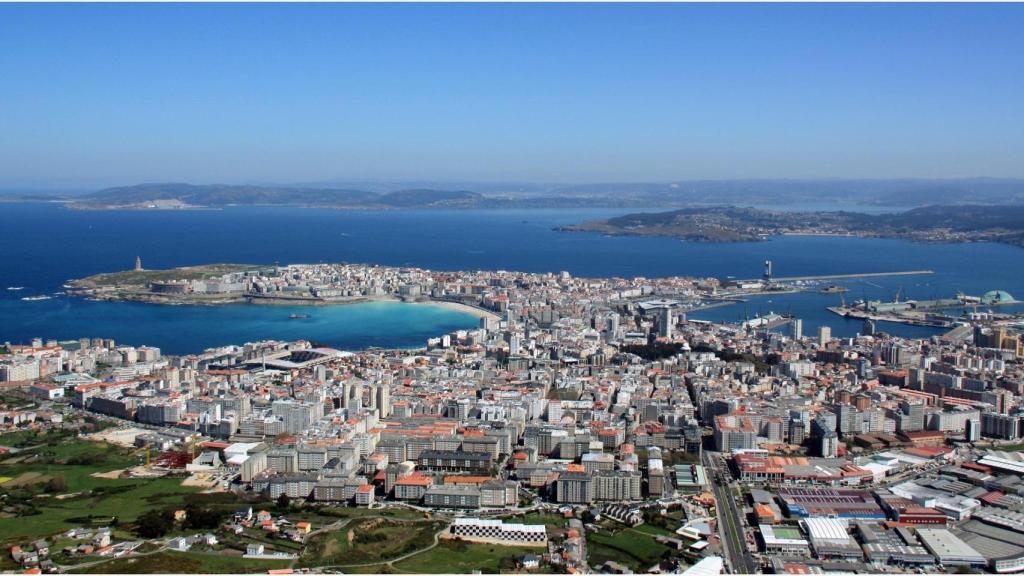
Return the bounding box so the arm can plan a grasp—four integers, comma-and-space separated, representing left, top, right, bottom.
7, 286, 24, 291
819, 285, 849, 294
288, 313, 310, 319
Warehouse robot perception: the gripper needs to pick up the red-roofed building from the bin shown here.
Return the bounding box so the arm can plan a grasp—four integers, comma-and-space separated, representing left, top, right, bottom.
961, 462, 992, 474
395, 473, 432, 501
979, 491, 1006, 506
903, 446, 952, 459
897, 430, 946, 447
355, 484, 375, 506
894, 506, 949, 526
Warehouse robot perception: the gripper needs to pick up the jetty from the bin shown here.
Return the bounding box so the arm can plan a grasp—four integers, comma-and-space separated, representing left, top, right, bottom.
734, 269, 933, 283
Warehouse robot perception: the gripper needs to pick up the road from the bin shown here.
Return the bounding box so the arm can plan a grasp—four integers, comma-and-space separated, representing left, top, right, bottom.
704, 451, 757, 575
314, 523, 450, 571
56, 543, 164, 571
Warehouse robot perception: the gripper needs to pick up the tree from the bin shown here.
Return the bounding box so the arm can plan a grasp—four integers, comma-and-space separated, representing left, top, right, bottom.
45, 475, 68, 493
136, 509, 173, 538
184, 503, 226, 530
276, 493, 291, 511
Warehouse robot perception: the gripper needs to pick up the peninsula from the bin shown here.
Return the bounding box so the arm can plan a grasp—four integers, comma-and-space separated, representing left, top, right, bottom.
560, 205, 1024, 247
66, 261, 500, 320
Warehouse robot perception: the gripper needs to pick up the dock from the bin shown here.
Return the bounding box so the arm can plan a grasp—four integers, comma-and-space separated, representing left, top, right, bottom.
826, 306, 951, 328
734, 269, 933, 283
740, 313, 793, 330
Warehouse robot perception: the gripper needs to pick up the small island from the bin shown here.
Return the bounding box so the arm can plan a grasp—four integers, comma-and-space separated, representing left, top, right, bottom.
559, 205, 1024, 248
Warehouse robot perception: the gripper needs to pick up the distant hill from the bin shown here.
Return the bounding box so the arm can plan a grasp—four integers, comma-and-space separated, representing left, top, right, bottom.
561, 204, 1024, 247
377, 189, 482, 207
72, 183, 481, 209
55, 177, 1024, 210
549, 178, 1024, 207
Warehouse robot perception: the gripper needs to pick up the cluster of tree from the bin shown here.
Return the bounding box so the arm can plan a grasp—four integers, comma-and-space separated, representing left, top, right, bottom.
497, 555, 520, 572
691, 344, 772, 372
617, 342, 686, 361
642, 508, 672, 530
66, 514, 118, 526
182, 503, 227, 530
134, 502, 228, 538
44, 475, 67, 493
136, 509, 175, 538
90, 484, 135, 496
65, 452, 109, 466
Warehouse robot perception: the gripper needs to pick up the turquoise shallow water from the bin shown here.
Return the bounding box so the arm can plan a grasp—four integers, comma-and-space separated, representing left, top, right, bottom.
0, 298, 478, 355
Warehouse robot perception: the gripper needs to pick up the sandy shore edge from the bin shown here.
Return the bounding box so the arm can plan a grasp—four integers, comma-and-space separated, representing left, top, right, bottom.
424, 299, 501, 321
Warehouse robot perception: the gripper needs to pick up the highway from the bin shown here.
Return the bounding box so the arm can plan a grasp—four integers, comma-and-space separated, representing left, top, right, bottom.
704, 451, 757, 575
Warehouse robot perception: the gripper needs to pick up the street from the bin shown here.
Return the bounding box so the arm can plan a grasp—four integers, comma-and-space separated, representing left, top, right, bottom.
704, 451, 757, 575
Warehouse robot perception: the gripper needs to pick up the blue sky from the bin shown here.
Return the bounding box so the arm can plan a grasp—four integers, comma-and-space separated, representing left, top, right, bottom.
1, 3, 1022, 189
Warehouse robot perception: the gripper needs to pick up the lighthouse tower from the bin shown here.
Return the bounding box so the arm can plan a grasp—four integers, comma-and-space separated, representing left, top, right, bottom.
135, 256, 143, 271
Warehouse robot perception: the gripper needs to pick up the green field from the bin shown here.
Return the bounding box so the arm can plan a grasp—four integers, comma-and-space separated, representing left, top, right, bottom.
392, 539, 527, 573
73, 264, 256, 287
771, 525, 803, 539
631, 522, 681, 538
587, 527, 672, 572
299, 517, 446, 567
69, 550, 293, 574
0, 436, 203, 543
509, 511, 568, 533
1, 429, 78, 449
0, 477, 200, 540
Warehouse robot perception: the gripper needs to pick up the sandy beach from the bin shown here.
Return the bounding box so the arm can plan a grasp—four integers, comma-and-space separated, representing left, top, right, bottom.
425, 299, 501, 321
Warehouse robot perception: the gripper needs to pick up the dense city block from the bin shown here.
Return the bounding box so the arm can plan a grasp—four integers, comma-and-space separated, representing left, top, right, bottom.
4, 263, 1024, 574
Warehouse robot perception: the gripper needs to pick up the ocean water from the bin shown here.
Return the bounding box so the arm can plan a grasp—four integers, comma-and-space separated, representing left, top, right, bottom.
0, 298, 478, 355
2, 203, 1022, 352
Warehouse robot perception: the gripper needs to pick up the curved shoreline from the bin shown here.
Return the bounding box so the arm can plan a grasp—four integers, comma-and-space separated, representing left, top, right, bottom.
425, 299, 500, 321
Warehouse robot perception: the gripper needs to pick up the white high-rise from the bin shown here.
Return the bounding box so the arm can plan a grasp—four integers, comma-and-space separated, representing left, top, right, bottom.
818, 326, 832, 347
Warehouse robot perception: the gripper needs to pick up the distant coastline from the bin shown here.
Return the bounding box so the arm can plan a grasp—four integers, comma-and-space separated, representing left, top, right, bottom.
10, 177, 1024, 212
559, 205, 1024, 249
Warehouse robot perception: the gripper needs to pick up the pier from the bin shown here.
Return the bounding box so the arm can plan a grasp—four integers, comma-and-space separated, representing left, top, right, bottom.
738, 312, 794, 330
826, 306, 952, 328
734, 269, 934, 283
